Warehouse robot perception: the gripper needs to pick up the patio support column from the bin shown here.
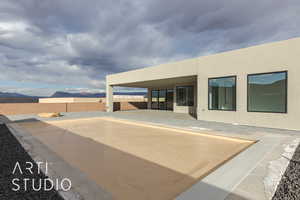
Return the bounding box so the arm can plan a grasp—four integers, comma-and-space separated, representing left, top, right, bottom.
197, 74, 206, 120
147, 88, 151, 109
106, 84, 113, 112
173, 85, 176, 110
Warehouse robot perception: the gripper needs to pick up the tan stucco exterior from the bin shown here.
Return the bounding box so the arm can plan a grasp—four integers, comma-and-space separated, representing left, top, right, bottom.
106, 37, 300, 130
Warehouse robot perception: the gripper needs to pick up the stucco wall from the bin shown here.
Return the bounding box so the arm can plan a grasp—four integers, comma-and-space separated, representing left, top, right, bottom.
0, 103, 67, 115
196, 38, 300, 130
0, 102, 146, 115
39, 98, 101, 103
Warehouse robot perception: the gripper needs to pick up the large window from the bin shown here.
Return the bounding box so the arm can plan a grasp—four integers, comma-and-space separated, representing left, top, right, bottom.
176, 86, 194, 106
208, 76, 236, 111
248, 71, 287, 113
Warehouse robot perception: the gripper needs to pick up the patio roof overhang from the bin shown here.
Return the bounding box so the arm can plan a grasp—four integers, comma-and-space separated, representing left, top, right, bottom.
111, 75, 197, 88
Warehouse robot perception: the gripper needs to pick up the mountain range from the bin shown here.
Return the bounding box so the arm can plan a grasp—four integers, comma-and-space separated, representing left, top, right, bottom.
0, 92, 41, 98
0, 91, 146, 98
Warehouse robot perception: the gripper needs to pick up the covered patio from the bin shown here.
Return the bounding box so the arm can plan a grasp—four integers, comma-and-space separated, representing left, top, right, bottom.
106, 75, 198, 117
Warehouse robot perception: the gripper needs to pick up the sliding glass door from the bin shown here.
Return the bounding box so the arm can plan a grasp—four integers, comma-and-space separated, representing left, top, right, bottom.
151, 90, 159, 109
166, 89, 174, 110
151, 89, 173, 110
159, 90, 166, 110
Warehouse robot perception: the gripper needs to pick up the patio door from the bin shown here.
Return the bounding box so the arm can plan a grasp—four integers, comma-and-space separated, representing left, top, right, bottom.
151, 90, 159, 109
151, 89, 173, 110
159, 90, 166, 110
166, 89, 174, 110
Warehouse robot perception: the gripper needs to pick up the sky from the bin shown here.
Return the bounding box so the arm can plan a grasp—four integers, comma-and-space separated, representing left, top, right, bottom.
0, 0, 299, 96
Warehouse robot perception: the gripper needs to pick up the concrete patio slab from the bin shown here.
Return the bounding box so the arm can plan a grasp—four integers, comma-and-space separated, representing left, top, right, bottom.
5, 110, 300, 199
12, 117, 254, 200
7, 122, 112, 200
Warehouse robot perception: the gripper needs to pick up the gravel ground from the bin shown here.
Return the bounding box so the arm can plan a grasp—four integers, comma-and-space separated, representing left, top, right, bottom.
272, 144, 300, 200
0, 124, 64, 200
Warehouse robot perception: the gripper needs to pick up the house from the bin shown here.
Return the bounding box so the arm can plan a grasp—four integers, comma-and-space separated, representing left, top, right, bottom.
106, 37, 300, 130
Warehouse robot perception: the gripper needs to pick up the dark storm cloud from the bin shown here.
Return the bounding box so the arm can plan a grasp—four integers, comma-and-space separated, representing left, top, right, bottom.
145, 0, 297, 34
0, 0, 299, 95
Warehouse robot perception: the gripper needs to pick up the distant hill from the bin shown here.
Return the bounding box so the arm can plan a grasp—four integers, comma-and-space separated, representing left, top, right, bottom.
0, 92, 41, 103
51, 91, 147, 98
0, 92, 32, 98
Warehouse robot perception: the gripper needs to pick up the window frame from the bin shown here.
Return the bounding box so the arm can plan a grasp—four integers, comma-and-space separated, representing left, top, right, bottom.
208, 75, 237, 111
247, 70, 288, 114
176, 85, 194, 106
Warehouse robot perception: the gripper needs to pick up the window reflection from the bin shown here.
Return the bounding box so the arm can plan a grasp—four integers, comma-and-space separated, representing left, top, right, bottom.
208, 76, 236, 111
248, 71, 287, 113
